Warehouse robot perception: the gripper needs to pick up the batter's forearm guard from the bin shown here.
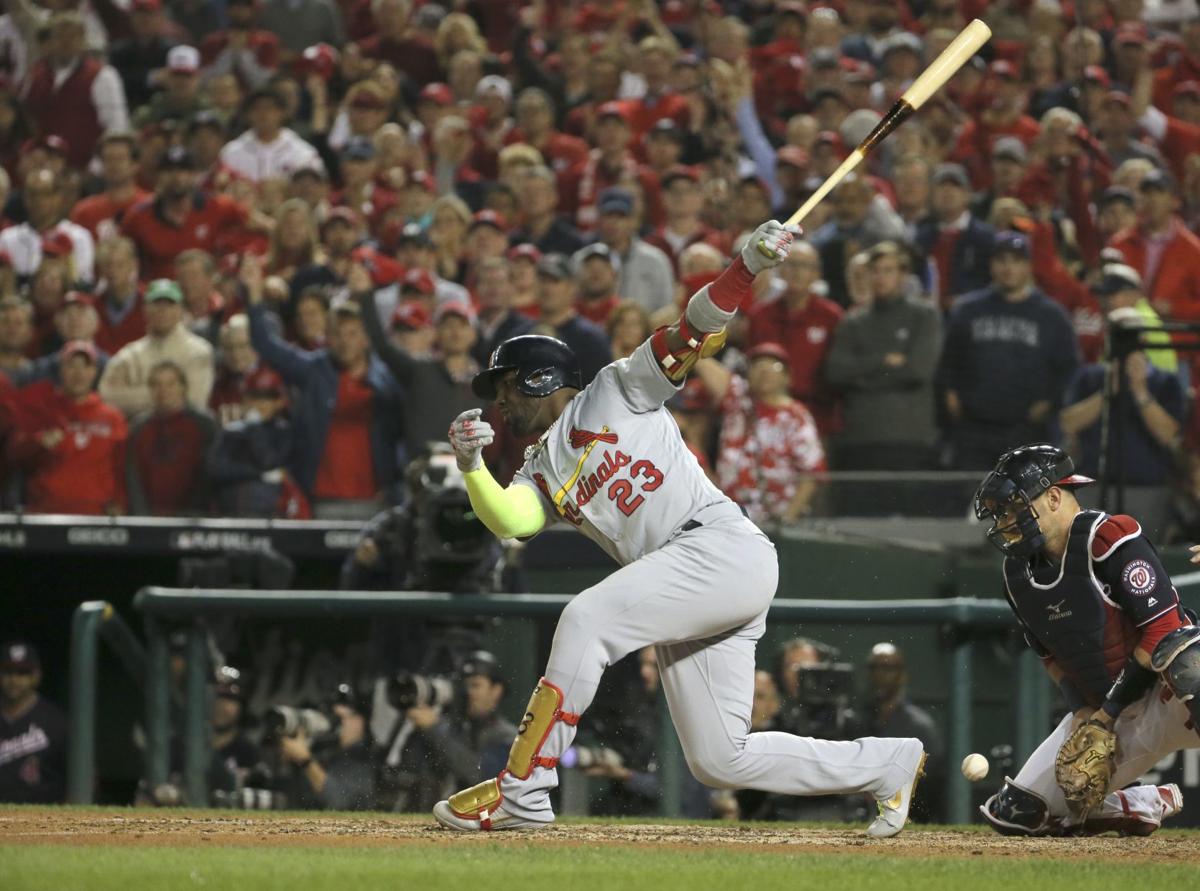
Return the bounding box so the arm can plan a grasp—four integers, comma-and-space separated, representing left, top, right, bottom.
649, 315, 728, 383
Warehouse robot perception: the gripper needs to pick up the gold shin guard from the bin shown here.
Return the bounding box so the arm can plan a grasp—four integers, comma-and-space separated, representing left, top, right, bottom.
507, 677, 580, 780
448, 777, 502, 820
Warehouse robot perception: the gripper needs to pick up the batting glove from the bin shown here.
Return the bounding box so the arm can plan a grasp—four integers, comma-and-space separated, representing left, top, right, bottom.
742, 220, 803, 275
448, 408, 494, 472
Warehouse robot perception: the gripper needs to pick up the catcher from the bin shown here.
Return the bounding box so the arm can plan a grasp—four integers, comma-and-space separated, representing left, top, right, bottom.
973, 444, 1199, 836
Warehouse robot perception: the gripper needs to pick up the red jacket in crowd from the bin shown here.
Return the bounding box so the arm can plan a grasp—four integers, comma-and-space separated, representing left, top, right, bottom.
23, 56, 106, 169
1111, 218, 1200, 321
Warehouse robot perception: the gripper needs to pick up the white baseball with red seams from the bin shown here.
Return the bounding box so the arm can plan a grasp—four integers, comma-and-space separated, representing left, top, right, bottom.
491, 338, 924, 824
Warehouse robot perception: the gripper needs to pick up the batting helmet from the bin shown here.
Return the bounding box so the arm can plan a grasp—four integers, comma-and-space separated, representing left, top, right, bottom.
472, 334, 583, 400
973, 444, 1094, 558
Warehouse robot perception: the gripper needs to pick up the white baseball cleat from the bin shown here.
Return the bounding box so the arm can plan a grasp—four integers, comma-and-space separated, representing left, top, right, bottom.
1157, 784, 1184, 820
866, 742, 928, 839
432, 799, 545, 832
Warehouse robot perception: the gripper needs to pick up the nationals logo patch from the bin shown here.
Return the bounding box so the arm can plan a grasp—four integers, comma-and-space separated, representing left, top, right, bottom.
1122, 559, 1156, 596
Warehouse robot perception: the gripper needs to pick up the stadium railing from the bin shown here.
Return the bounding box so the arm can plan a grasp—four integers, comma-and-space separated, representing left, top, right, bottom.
116, 588, 1045, 824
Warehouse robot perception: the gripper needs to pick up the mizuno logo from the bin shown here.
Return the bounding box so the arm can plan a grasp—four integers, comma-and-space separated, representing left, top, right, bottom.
1047, 599, 1067, 613
1046, 598, 1073, 621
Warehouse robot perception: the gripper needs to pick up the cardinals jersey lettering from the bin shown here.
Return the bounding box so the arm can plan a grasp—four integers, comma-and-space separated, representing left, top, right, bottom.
514, 340, 731, 565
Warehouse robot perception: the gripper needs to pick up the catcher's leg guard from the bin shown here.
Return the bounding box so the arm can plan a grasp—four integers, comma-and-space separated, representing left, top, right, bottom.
507, 676, 581, 779
981, 778, 1054, 836
1151, 626, 1200, 728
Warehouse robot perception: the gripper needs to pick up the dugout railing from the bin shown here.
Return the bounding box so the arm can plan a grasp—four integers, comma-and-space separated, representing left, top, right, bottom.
78, 588, 1049, 825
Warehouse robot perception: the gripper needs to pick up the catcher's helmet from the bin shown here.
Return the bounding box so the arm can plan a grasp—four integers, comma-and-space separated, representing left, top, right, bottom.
472, 334, 582, 400
973, 444, 1094, 558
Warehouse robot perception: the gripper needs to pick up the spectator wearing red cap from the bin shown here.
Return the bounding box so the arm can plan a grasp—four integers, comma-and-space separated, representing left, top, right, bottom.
200, 0, 281, 90
122, 146, 256, 280
8, 340, 127, 514
108, 0, 175, 110
825, 241, 941, 473
0, 168, 94, 284
353, 265, 487, 457
559, 102, 664, 233
1110, 169, 1200, 321
388, 300, 434, 359
916, 163, 996, 309
0, 296, 32, 374
22, 12, 130, 169
208, 364, 307, 518
355, 0, 442, 87
93, 236, 146, 355
125, 360, 216, 515
509, 166, 586, 258
220, 86, 324, 182
506, 88, 589, 177
532, 252, 611, 384
471, 256, 534, 365
258, 0, 345, 58
99, 278, 215, 416
504, 243, 541, 318
242, 255, 405, 516
746, 241, 843, 436
12, 290, 109, 387
645, 166, 727, 276
133, 45, 208, 129
0, 639, 68, 804
70, 133, 150, 243
693, 346, 826, 526
949, 60, 1040, 190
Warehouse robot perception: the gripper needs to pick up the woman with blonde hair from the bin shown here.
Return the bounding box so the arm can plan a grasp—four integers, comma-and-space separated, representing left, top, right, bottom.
266, 198, 324, 281
428, 194, 472, 283
606, 300, 653, 361
435, 13, 487, 69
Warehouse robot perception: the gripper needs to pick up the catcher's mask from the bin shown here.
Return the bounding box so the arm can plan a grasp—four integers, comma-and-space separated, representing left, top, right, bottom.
973, 444, 1094, 559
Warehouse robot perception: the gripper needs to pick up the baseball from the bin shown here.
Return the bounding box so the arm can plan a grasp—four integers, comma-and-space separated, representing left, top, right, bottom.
961, 753, 989, 782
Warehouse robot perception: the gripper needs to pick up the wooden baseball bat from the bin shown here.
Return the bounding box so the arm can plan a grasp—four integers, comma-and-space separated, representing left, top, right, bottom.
758, 18, 992, 256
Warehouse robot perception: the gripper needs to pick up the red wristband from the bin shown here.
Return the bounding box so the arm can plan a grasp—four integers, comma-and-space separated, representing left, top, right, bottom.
707, 255, 755, 312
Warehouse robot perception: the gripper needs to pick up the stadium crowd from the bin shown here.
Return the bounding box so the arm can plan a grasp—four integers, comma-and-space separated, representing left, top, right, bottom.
0, 0, 1196, 534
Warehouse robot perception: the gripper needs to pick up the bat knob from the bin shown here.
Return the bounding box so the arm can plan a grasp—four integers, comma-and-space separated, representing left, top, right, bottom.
755, 239, 779, 261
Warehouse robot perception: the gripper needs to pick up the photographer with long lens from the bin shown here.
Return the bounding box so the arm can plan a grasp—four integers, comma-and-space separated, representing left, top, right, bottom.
272, 684, 376, 810
374, 652, 515, 812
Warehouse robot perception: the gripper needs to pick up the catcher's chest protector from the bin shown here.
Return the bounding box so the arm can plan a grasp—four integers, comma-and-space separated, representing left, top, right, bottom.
1004, 510, 1136, 705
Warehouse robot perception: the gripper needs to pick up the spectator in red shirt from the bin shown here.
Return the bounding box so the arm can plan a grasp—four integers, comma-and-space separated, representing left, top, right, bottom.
746, 241, 843, 435
93, 236, 146, 356
1110, 168, 1200, 321
694, 345, 826, 526
626, 36, 691, 141
121, 146, 253, 280
200, 0, 281, 90
507, 87, 589, 177
644, 166, 726, 275
8, 341, 127, 515
125, 360, 216, 515
949, 61, 1040, 189
356, 0, 442, 87
572, 243, 622, 328
69, 132, 149, 242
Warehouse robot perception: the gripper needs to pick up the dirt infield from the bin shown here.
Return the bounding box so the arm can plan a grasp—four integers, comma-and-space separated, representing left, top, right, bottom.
4, 808, 1199, 862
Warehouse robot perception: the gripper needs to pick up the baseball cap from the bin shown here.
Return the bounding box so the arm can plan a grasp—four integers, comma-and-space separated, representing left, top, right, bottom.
992, 231, 1031, 258
391, 300, 432, 330
573, 243, 616, 268
402, 170, 436, 194
597, 187, 634, 216
60, 339, 98, 362
661, 165, 700, 189
298, 43, 339, 82
476, 74, 512, 103
1093, 263, 1143, 297
244, 86, 285, 112
747, 342, 790, 364
188, 109, 225, 136
214, 665, 244, 700
419, 82, 454, 106
291, 163, 327, 182
1082, 65, 1111, 88
146, 278, 184, 303
243, 366, 286, 397
24, 134, 69, 157
507, 243, 542, 264
341, 137, 376, 162
932, 162, 970, 188
809, 47, 840, 70
469, 209, 507, 232
322, 206, 360, 229
160, 145, 197, 170
349, 86, 387, 111
61, 290, 96, 309
396, 222, 431, 247
401, 267, 436, 295
460, 650, 504, 684
167, 45, 200, 74
435, 301, 476, 324
1140, 168, 1175, 192
595, 101, 630, 124
1099, 186, 1135, 209
40, 231, 74, 258
538, 253, 574, 280
0, 640, 40, 672
880, 32, 923, 59
647, 118, 684, 143
992, 136, 1028, 164
989, 59, 1018, 81
1174, 81, 1200, 101
1103, 90, 1132, 109
777, 145, 810, 169
1114, 24, 1147, 47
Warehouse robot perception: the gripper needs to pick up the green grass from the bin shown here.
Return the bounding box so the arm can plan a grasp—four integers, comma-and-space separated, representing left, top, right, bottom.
4, 843, 1199, 891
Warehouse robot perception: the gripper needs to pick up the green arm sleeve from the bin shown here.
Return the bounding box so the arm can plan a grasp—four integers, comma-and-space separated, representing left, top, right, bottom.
464, 466, 547, 539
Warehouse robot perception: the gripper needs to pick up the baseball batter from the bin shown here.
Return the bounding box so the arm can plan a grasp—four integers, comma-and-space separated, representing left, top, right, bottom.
974, 445, 1200, 835
433, 222, 926, 837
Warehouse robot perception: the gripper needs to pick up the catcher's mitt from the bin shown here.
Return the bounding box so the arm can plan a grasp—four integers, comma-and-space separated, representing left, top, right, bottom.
1054, 719, 1117, 816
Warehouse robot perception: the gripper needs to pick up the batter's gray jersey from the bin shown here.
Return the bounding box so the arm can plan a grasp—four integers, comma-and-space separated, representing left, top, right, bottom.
513, 340, 732, 565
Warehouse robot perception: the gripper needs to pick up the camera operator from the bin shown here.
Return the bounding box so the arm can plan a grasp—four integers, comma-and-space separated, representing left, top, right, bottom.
274, 685, 376, 811
208, 667, 261, 796
858, 643, 945, 822
374, 651, 515, 812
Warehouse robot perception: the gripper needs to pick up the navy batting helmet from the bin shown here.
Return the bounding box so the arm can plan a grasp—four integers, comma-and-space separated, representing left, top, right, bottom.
472, 334, 583, 400
973, 444, 1094, 558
